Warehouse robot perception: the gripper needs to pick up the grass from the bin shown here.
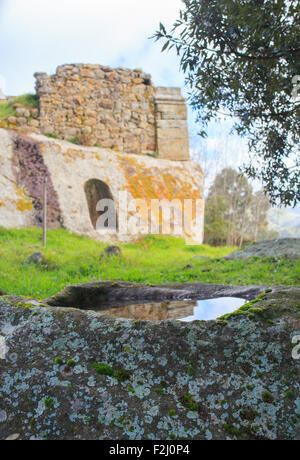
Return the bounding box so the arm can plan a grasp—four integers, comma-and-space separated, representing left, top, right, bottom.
0, 227, 299, 299
0, 94, 38, 121
13, 94, 38, 109
0, 102, 16, 120
45, 133, 60, 139
68, 137, 81, 145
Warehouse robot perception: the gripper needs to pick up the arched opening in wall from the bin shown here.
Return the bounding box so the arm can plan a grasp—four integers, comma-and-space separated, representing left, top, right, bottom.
84, 179, 118, 232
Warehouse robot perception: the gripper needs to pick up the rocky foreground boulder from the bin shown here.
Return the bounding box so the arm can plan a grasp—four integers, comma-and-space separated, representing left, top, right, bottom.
225, 238, 300, 260
0, 282, 299, 440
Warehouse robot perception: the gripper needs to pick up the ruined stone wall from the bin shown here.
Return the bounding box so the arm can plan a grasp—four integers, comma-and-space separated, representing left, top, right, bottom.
34, 64, 190, 160
0, 64, 191, 160
35, 64, 156, 155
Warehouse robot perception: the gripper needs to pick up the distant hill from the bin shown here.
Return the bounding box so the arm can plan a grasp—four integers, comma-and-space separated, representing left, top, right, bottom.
268, 205, 300, 238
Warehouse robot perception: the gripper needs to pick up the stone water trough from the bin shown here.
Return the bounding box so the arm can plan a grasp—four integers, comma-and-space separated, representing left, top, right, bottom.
0, 282, 299, 440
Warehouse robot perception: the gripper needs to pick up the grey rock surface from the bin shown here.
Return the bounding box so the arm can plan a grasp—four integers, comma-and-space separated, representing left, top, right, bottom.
225, 239, 300, 260
25, 252, 45, 264
0, 283, 299, 440
102, 246, 122, 257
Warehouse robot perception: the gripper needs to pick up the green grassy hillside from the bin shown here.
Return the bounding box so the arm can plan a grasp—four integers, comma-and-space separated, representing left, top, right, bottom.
0, 227, 298, 299
0, 94, 38, 121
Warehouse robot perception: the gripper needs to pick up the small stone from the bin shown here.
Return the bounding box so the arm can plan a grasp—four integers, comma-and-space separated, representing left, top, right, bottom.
5, 433, 20, 441
15, 107, 26, 117
28, 119, 40, 128
16, 116, 27, 125
25, 252, 45, 264
0, 410, 7, 422
7, 116, 17, 125
30, 108, 39, 118
102, 246, 122, 257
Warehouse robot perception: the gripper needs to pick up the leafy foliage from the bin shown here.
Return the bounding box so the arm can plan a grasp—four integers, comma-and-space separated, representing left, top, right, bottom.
153, 0, 300, 206
205, 167, 277, 246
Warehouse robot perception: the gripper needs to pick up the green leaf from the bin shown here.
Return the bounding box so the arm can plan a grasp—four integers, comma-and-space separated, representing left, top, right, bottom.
161, 41, 170, 52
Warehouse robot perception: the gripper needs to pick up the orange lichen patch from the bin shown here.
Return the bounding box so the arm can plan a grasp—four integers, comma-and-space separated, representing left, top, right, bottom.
12, 184, 33, 212
15, 198, 33, 212
90, 151, 102, 162
40, 142, 62, 157
63, 148, 86, 163
119, 157, 157, 201
13, 183, 27, 198
0, 202, 4, 208
118, 155, 203, 236
119, 155, 202, 203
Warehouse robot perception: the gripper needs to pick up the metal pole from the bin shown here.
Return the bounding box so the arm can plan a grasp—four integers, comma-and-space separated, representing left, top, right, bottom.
42, 176, 47, 247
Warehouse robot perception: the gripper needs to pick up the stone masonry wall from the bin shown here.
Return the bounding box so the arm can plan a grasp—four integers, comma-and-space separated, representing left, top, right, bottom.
35, 64, 156, 154
34, 64, 190, 160
155, 87, 189, 161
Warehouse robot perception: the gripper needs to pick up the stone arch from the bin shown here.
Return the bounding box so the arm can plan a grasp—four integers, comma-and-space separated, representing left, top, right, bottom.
84, 179, 118, 231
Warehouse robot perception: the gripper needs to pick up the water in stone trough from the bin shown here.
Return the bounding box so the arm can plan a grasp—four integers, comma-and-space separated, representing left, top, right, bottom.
96, 297, 246, 322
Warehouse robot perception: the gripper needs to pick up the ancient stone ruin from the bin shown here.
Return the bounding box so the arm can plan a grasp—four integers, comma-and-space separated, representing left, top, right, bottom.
35, 64, 190, 160
0, 64, 204, 242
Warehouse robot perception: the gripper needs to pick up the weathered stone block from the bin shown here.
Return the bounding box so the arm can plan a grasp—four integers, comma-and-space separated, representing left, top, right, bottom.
157, 138, 190, 161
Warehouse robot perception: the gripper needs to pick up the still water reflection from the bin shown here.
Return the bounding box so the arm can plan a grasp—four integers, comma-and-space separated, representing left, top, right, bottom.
96, 297, 246, 322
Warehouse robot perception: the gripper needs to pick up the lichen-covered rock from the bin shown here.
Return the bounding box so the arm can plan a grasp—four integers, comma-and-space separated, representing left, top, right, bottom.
25, 253, 45, 265
225, 239, 300, 260
102, 246, 122, 257
0, 285, 299, 440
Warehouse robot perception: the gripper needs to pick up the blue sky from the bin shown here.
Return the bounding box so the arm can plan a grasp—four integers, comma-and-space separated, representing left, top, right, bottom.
0, 0, 185, 94
0, 0, 298, 230
0, 0, 245, 173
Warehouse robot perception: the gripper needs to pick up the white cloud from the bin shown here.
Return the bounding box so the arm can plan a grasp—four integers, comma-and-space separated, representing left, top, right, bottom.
0, 0, 183, 93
